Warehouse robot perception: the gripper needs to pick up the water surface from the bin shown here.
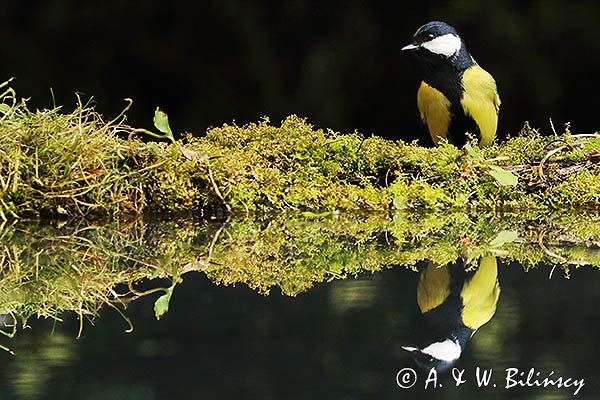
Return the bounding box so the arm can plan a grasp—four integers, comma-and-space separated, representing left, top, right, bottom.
0, 212, 598, 399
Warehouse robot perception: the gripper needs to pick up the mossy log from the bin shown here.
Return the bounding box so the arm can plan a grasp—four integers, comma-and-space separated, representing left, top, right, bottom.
0, 91, 599, 219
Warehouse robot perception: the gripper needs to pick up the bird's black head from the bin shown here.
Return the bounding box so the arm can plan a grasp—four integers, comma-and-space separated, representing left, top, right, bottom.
402, 21, 473, 73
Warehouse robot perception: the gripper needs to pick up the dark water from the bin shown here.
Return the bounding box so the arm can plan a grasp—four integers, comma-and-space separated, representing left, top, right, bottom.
0, 259, 597, 399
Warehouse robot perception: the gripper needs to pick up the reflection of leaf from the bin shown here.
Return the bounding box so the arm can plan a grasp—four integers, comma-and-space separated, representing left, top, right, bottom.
301, 211, 332, 218
153, 108, 175, 143
489, 230, 518, 247
154, 286, 174, 320
464, 251, 483, 266
488, 165, 518, 186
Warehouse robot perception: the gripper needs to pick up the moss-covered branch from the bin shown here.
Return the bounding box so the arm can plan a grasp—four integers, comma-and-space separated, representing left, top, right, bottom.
0, 88, 598, 218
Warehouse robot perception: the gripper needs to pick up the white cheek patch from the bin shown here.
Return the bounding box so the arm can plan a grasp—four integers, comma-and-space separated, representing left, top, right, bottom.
421, 34, 462, 58
421, 339, 462, 362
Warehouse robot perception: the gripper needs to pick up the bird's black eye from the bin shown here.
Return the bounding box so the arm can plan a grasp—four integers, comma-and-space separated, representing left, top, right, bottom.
427, 33, 435, 40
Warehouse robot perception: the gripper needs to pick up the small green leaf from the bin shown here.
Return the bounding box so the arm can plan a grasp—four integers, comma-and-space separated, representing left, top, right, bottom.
301, 211, 332, 218
489, 230, 518, 247
154, 286, 174, 320
0, 104, 11, 114
464, 143, 477, 157
488, 165, 518, 186
147, 143, 163, 155
153, 108, 172, 135
153, 108, 175, 143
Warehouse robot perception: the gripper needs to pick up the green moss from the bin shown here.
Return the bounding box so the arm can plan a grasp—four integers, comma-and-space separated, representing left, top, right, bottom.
0, 84, 599, 218
181, 117, 599, 213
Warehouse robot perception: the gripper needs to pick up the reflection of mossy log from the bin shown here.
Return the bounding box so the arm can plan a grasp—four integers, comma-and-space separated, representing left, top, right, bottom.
0, 92, 598, 218
1, 210, 599, 330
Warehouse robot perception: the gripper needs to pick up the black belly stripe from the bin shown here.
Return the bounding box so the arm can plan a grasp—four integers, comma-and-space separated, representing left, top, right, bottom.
447, 106, 480, 147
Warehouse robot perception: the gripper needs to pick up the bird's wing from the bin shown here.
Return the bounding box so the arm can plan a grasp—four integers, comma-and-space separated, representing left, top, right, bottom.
460, 256, 500, 330
460, 65, 500, 146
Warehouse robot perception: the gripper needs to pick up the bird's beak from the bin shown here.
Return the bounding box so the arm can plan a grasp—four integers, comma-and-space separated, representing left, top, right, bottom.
401, 43, 419, 51
401, 345, 419, 352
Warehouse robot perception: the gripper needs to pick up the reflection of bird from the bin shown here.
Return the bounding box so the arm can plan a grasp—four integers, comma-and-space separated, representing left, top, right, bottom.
403, 256, 500, 372
402, 21, 500, 147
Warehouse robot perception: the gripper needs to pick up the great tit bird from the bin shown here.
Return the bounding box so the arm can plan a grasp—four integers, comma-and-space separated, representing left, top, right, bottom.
402, 21, 500, 147
403, 256, 500, 372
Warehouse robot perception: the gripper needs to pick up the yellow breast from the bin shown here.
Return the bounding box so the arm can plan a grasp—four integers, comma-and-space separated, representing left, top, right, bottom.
417, 82, 451, 145
460, 65, 500, 146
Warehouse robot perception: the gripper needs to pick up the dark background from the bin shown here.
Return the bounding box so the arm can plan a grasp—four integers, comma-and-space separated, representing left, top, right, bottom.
1, 0, 599, 142
1, 264, 598, 399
